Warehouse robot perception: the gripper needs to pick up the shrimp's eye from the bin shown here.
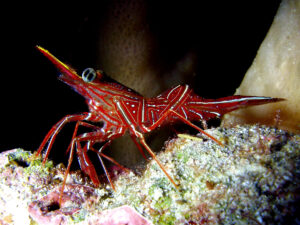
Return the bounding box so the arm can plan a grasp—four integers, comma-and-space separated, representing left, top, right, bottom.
82, 68, 96, 83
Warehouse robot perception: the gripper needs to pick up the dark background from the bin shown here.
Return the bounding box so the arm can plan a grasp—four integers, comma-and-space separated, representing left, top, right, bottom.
1, 1, 281, 155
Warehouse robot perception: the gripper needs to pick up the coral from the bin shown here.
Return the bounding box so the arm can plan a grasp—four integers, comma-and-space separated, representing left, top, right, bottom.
97, 0, 197, 168
223, 0, 300, 133
0, 125, 299, 224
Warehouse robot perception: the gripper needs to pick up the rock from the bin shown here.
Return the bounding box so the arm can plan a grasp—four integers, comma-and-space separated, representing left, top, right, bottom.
0, 125, 299, 224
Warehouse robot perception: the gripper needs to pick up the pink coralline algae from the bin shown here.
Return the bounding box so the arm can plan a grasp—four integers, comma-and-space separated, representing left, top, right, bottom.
28, 184, 96, 224
29, 184, 152, 225
87, 206, 153, 225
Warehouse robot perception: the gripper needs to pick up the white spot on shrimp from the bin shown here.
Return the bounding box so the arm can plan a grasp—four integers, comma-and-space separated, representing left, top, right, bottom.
131, 104, 135, 108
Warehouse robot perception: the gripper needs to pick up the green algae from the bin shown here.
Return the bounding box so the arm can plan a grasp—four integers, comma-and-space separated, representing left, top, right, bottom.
7, 148, 31, 167
70, 209, 88, 223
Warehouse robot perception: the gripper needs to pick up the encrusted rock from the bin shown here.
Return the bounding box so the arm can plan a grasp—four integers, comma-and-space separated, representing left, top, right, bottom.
0, 125, 299, 224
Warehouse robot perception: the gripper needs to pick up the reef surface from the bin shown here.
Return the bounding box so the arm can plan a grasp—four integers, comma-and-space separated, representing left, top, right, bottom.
0, 125, 299, 224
